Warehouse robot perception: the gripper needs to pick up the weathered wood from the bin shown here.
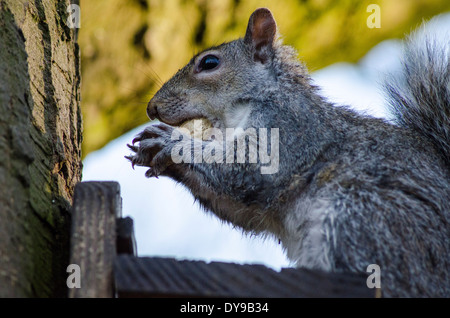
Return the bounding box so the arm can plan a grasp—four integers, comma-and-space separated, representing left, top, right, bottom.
115, 255, 376, 298
69, 181, 375, 298
69, 181, 376, 298
0, 0, 81, 297
69, 181, 121, 298
117, 217, 137, 256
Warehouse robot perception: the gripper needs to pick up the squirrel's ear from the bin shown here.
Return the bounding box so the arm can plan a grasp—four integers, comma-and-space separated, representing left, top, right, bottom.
244, 8, 277, 64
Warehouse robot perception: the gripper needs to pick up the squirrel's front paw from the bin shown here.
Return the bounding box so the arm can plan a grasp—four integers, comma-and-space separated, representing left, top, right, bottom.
125, 123, 176, 178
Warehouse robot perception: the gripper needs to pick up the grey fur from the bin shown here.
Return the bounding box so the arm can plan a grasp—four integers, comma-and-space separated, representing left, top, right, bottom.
384, 29, 450, 164
127, 9, 449, 297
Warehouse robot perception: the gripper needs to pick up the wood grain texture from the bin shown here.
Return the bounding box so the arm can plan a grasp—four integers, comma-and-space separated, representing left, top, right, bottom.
115, 255, 376, 298
0, 0, 81, 297
69, 181, 122, 298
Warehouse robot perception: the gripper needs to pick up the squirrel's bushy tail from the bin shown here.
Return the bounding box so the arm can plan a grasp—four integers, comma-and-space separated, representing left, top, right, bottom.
384, 17, 450, 164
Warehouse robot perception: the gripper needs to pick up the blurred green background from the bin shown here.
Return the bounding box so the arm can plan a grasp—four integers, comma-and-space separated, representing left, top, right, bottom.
79, 0, 450, 157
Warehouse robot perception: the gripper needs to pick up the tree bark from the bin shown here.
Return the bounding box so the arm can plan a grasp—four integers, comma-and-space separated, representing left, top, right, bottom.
0, 0, 81, 297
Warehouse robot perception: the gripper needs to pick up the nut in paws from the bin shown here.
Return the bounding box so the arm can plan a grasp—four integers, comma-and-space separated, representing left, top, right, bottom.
125, 123, 176, 177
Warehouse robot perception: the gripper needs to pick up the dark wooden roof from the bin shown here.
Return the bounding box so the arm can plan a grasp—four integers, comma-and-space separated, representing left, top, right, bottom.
69, 181, 377, 298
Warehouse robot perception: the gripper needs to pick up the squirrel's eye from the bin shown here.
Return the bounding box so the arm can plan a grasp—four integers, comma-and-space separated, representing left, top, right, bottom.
196, 54, 220, 73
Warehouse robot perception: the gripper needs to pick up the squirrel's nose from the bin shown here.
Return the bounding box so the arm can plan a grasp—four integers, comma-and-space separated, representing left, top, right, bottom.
147, 99, 159, 120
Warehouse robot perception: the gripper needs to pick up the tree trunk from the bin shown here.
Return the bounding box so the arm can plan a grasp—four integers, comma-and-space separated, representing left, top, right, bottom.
0, 0, 81, 297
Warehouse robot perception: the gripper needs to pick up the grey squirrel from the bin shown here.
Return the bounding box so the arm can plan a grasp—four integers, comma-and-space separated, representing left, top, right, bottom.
126, 8, 450, 297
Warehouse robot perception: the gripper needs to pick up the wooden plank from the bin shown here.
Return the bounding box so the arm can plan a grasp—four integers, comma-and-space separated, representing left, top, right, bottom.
115, 255, 376, 298
117, 217, 137, 256
69, 181, 376, 298
69, 181, 122, 298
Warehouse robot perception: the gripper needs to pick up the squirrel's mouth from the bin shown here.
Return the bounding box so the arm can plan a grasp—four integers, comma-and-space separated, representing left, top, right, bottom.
147, 99, 214, 140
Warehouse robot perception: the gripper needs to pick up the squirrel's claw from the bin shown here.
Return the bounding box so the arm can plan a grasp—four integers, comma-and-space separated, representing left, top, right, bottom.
127, 123, 175, 177
127, 143, 138, 152
145, 167, 159, 179
124, 155, 136, 169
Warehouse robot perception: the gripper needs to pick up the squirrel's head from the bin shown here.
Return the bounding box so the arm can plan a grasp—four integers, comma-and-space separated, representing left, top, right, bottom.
147, 8, 305, 131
